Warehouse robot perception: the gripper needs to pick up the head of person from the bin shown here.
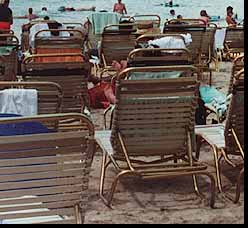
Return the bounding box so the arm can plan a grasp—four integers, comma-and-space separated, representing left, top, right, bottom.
170, 9, 175, 16
42, 7, 47, 11
227, 6, 233, 14
0, 0, 9, 7
28, 8, 33, 15
177, 14, 182, 20
200, 10, 208, 17
118, 0, 122, 4
44, 16, 50, 20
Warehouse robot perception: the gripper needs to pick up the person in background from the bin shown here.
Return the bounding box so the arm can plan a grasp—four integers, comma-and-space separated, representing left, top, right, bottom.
40, 7, 48, 17
199, 10, 210, 25
177, 14, 182, 20
168, 9, 176, 20
168, 0, 173, 7
14, 8, 39, 21
113, 0, 127, 15
0, 0, 13, 30
226, 6, 237, 27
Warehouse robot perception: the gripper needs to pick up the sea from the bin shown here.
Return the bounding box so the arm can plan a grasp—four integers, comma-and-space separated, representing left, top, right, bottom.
10, 0, 244, 37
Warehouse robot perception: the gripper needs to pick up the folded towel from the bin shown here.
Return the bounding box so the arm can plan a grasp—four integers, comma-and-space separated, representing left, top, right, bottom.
0, 89, 38, 116
87, 12, 120, 35
180, 33, 192, 46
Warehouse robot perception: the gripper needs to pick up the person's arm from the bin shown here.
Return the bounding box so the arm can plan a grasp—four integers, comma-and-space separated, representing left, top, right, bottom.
113, 3, 117, 12
9, 9, 13, 25
123, 4, 127, 14
226, 16, 235, 26
14, 15, 28, 19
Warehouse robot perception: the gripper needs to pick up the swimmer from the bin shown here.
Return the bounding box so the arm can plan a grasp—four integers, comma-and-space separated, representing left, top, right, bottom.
58, 6, 96, 12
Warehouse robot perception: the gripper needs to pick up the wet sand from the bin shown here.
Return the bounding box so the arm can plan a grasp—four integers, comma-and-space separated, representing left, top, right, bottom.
85, 61, 244, 224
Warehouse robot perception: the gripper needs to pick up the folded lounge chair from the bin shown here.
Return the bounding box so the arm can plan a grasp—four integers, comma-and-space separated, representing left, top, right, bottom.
96, 66, 216, 208
195, 70, 244, 202
0, 113, 95, 224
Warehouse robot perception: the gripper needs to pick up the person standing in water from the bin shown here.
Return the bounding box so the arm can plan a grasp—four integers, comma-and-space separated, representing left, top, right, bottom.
0, 0, 13, 30
113, 0, 127, 15
14, 8, 39, 21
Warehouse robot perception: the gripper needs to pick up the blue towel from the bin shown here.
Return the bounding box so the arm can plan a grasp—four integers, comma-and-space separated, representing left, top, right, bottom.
0, 114, 54, 136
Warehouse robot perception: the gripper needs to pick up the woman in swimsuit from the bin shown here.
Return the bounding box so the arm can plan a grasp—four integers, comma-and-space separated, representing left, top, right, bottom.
113, 0, 127, 15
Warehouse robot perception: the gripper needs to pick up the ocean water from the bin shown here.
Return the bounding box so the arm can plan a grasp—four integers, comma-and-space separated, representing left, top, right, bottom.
10, 0, 244, 37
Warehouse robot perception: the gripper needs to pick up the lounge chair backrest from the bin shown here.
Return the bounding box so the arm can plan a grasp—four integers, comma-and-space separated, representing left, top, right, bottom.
163, 25, 206, 64
111, 66, 198, 158
166, 19, 207, 26
101, 24, 137, 66
228, 55, 244, 94
224, 69, 244, 155
0, 113, 95, 224
0, 82, 63, 114
201, 27, 217, 60
224, 27, 244, 52
127, 48, 191, 67
129, 15, 161, 28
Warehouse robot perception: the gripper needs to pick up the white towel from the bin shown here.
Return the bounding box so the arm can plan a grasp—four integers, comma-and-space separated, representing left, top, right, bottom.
148, 36, 186, 49
29, 23, 50, 48
147, 34, 192, 49
214, 28, 226, 50
0, 89, 38, 116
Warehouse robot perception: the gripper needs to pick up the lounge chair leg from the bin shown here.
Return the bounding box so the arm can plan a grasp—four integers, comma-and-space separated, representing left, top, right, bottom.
196, 135, 203, 160
221, 148, 236, 168
99, 152, 111, 207
107, 170, 140, 207
192, 175, 204, 199
234, 168, 244, 204
103, 106, 112, 130
212, 146, 223, 193
201, 172, 216, 208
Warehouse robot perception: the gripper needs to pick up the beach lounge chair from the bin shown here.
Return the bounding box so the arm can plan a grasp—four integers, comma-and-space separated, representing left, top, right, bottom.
0, 113, 95, 224
163, 23, 206, 69
33, 29, 85, 59
200, 24, 217, 85
223, 27, 244, 60
0, 34, 19, 81
100, 24, 138, 68
128, 14, 161, 34
195, 69, 244, 202
22, 54, 90, 113
0, 81, 63, 115
96, 66, 216, 208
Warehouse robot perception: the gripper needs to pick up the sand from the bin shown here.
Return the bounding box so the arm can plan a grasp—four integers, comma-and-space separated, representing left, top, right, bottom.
85, 62, 244, 224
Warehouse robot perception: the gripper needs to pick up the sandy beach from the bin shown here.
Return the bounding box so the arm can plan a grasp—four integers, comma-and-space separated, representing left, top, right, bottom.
85, 61, 244, 224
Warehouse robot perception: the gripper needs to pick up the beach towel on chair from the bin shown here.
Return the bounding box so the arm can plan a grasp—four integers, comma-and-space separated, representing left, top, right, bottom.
0, 89, 38, 116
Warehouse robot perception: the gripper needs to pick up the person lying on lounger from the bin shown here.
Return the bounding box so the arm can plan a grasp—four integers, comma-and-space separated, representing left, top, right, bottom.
58, 6, 96, 12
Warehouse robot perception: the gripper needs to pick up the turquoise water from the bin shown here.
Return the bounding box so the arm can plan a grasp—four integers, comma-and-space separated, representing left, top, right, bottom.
10, 0, 244, 36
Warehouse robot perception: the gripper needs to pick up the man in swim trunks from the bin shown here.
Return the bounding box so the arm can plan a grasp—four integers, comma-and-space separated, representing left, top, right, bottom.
113, 0, 127, 15
0, 0, 13, 30
225, 6, 237, 27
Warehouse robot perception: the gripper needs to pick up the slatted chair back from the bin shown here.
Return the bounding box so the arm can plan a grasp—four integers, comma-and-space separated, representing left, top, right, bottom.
163, 24, 206, 64
228, 55, 244, 94
23, 57, 90, 113
224, 69, 244, 155
34, 29, 85, 55
0, 113, 95, 224
128, 48, 191, 67
0, 82, 63, 114
101, 24, 138, 66
224, 27, 244, 54
0, 34, 19, 81
111, 66, 198, 159
201, 26, 217, 63
129, 15, 161, 28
